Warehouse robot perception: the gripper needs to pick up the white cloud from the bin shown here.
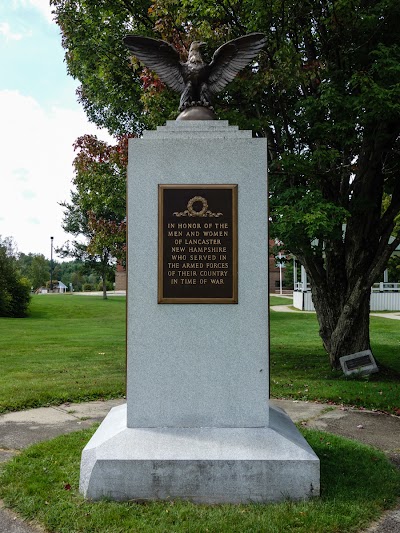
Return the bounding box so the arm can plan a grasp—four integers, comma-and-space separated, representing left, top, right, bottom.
27, 217, 41, 225
13, 168, 30, 182
0, 90, 113, 258
12, 0, 54, 24
29, 0, 54, 23
21, 189, 37, 199
0, 21, 27, 41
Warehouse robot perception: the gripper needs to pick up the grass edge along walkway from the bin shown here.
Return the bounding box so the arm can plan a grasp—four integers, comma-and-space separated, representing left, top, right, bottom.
1, 294, 400, 414
0, 295, 127, 414
0, 426, 399, 533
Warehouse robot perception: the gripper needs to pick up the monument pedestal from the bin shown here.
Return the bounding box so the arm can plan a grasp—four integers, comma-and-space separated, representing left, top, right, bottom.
80, 403, 319, 502
79, 121, 320, 502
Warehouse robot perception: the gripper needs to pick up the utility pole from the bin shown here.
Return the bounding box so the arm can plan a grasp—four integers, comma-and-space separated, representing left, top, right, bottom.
50, 236, 54, 292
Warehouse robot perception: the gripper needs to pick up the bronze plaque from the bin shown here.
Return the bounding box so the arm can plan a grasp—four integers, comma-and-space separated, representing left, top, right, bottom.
158, 184, 238, 303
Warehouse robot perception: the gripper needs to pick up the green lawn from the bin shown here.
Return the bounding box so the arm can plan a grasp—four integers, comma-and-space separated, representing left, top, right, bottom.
0, 427, 398, 533
270, 312, 400, 413
269, 295, 293, 306
0, 295, 126, 413
1, 295, 399, 532
0, 295, 399, 414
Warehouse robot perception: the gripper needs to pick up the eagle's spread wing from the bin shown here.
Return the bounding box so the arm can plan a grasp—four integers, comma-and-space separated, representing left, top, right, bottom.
207, 33, 266, 94
123, 36, 185, 94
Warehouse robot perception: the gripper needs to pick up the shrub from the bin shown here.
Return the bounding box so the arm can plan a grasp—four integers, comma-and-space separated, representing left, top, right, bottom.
0, 241, 31, 317
9, 277, 31, 317
97, 280, 114, 291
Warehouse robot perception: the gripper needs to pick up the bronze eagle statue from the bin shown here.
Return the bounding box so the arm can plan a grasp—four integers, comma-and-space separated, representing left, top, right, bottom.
123, 33, 266, 115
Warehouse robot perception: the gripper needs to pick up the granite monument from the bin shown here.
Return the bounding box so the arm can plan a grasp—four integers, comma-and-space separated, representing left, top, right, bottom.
79, 35, 320, 503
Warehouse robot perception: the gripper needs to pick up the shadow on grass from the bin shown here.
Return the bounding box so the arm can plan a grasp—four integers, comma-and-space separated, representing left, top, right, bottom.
0, 427, 398, 533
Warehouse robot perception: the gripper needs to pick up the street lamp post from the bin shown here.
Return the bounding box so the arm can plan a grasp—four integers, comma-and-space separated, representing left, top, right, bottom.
50, 236, 54, 292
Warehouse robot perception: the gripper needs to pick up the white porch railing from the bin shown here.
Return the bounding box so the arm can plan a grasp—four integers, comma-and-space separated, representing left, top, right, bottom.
371, 282, 400, 292
294, 282, 310, 292
293, 283, 400, 312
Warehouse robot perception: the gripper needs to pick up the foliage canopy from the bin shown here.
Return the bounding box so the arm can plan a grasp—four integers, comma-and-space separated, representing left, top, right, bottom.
51, 0, 400, 367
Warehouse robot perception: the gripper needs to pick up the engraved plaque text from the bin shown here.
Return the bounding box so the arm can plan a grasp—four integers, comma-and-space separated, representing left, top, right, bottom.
158, 184, 238, 303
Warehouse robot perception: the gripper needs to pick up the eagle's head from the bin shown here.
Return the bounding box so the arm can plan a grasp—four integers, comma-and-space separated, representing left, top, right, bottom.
188, 41, 206, 63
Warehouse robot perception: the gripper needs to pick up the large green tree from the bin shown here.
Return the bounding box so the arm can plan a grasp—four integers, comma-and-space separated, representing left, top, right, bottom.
30, 254, 50, 290
52, 0, 400, 369
51, 0, 178, 135
58, 135, 127, 299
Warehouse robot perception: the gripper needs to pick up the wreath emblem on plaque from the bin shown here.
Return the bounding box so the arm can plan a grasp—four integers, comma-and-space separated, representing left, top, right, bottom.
187, 196, 208, 216
173, 196, 223, 217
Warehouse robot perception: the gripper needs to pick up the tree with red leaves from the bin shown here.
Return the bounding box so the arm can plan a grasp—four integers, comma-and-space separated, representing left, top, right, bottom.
58, 135, 129, 299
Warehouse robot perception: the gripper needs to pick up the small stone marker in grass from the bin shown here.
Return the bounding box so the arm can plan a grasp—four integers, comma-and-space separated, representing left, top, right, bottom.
340, 349, 379, 376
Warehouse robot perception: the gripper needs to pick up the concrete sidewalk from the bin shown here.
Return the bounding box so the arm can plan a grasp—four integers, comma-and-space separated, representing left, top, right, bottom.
271, 304, 400, 319
0, 398, 399, 532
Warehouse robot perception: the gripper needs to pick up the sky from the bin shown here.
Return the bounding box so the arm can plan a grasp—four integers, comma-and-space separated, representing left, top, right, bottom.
0, 0, 113, 260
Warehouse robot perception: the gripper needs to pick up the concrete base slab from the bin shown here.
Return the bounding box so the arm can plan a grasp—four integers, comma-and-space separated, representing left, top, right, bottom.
80, 404, 320, 503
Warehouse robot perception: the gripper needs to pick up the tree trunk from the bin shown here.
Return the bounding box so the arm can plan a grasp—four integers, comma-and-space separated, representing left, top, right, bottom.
311, 282, 371, 370
101, 254, 109, 300
297, 190, 399, 370
102, 276, 108, 300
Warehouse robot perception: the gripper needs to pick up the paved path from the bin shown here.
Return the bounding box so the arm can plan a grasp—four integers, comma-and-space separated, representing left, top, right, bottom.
271, 304, 400, 319
370, 312, 400, 320
0, 398, 399, 532
271, 304, 314, 313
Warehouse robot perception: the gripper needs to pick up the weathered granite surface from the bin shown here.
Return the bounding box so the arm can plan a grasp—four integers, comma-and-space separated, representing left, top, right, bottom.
127, 121, 269, 428
80, 403, 320, 502
80, 121, 320, 503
